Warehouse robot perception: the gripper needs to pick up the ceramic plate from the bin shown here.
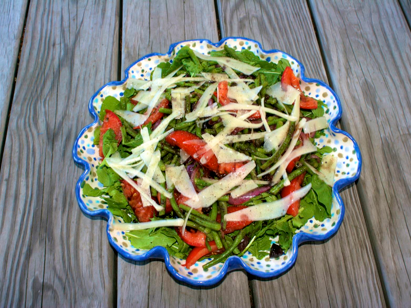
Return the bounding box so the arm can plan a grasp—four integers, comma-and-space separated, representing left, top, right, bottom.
73, 37, 362, 286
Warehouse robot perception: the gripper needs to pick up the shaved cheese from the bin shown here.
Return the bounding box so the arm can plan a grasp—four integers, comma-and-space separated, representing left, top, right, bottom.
303, 117, 328, 134
201, 73, 229, 82
291, 94, 300, 120
201, 178, 270, 185
304, 154, 337, 186
172, 82, 205, 94
227, 85, 262, 105
114, 110, 148, 127
260, 98, 270, 132
112, 219, 185, 231
171, 91, 185, 119
221, 113, 263, 129
271, 135, 317, 184
223, 132, 266, 143
225, 184, 311, 221
185, 83, 218, 122
151, 113, 180, 139
166, 166, 199, 201
152, 67, 162, 80
264, 121, 290, 152
186, 161, 256, 208
193, 50, 260, 75
219, 103, 298, 121
202, 133, 251, 163
127, 78, 151, 90
153, 167, 165, 183
258, 119, 307, 177
266, 83, 300, 105
231, 181, 259, 198
141, 150, 161, 191
282, 172, 291, 187
180, 149, 190, 164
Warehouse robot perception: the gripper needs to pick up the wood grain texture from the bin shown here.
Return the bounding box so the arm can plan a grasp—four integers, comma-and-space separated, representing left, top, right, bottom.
117, 1, 251, 307
0, 0, 28, 154
0, 0, 119, 306
399, 0, 411, 26
310, 0, 411, 306
219, 0, 385, 307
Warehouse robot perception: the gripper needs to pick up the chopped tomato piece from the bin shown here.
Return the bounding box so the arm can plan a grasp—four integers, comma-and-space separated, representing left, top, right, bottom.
218, 81, 230, 106
157, 192, 172, 213
99, 110, 123, 158
300, 94, 318, 109
177, 227, 207, 247
281, 67, 301, 91
286, 157, 300, 173
121, 180, 156, 222
134, 98, 170, 129
184, 241, 221, 268
281, 173, 306, 217
166, 131, 247, 175
217, 206, 253, 234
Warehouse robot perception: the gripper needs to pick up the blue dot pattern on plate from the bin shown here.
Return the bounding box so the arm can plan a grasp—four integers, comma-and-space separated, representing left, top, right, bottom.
75, 38, 360, 284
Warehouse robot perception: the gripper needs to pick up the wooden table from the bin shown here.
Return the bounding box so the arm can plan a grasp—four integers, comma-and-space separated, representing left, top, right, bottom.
1, 0, 410, 306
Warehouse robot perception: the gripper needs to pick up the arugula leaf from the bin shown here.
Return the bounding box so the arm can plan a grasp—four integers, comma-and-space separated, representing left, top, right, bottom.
127, 227, 190, 258
102, 129, 118, 158
182, 58, 202, 77
157, 62, 171, 77
97, 165, 120, 187
276, 58, 291, 72
93, 126, 101, 145
99, 96, 121, 121
83, 183, 105, 197
124, 88, 137, 98
248, 236, 271, 259
311, 174, 333, 214
317, 146, 333, 155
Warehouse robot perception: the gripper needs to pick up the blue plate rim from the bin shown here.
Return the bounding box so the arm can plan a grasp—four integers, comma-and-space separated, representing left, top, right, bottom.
72, 37, 362, 287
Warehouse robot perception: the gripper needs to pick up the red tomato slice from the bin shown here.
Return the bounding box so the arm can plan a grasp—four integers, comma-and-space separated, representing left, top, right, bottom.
281, 67, 301, 91
218, 81, 230, 106
121, 180, 156, 222
135, 98, 170, 129
300, 94, 318, 109
157, 192, 172, 213
184, 241, 220, 269
217, 206, 253, 234
99, 110, 123, 158
281, 173, 306, 217
177, 227, 207, 247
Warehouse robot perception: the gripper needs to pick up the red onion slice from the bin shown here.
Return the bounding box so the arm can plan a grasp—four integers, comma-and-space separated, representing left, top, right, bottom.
228, 186, 271, 205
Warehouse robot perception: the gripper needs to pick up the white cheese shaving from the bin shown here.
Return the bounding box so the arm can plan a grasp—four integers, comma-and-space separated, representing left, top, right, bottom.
171, 91, 185, 119
202, 133, 251, 163
227, 85, 262, 105
264, 121, 290, 152
185, 83, 218, 122
266, 83, 301, 105
186, 161, 256, 208
230, 181, 259, 198
193, 50, 260, 75
225, 184, 312, 221
258, 119, 307, 177
180, 149, 190, 164
271, 135, 317, 184
223, 132, 266, 144
221, 113, 263, 129
165, 165, 199, 202
201, 178, 270, 185
112, 219, 185, 231
303, 117, 328, 134
219, 103, 298, 121
114, 110, 148, 127
127, 78, 151, 90
260, 98, 270, 132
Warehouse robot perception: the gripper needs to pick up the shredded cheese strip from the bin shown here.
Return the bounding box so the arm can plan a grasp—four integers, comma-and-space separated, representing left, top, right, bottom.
165, 166, 199, 202
185, 83, 218, 122
185, 161, 256, 209
193, 50, 260, 75
231, 181, 258, 198
225, 184, 312, 221
258, 119, 307, 177
112, 219, 185, 231
219, 104, 298, 121
303, 117, 328, 134
223, 132, 266, 143
202, 133, 251, 163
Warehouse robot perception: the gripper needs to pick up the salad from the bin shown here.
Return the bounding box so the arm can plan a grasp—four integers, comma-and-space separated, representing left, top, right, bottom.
82, 44, 337, 270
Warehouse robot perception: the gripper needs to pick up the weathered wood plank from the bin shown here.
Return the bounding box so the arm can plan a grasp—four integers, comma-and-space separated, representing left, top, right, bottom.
117, 1, 251, 307
0, 0, 119, 306
219, 0, 385, 306
399, 0, 411, 26
310, 0, 411, 306
0, 0, 28, 155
